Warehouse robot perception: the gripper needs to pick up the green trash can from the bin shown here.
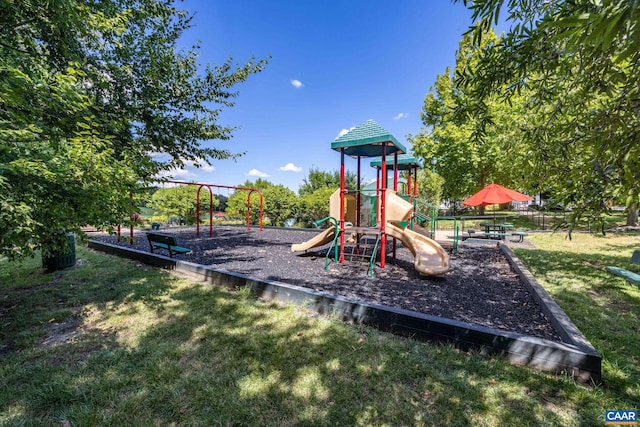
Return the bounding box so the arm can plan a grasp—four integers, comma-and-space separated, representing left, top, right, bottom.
42, 233, 76, 271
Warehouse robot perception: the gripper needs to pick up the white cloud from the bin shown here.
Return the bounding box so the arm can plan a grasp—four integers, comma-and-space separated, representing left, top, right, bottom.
148, 151, 168, 159
178, 160, 215, 172
336, 126, 355, 139
172, 169, 193, 177
247, 168, 270, 178
154, 167, 195, 180
393, 113, 409, 120
279, 162, 302, 172
290, 79, 304, 89
151, 157, 215, 173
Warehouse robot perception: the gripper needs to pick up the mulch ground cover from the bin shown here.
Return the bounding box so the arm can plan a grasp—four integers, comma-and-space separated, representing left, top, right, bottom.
94, 226, 560, 342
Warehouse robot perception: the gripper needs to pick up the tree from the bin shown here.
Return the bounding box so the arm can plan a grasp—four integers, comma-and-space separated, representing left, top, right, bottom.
262, 185, 298, 227
457, 0, 640, 228
410, 67, 477, 202
84, 1, 268, 179
225, 179, 271, 224
0, 2, 138, 258
296, 167, 359, 226
298, 167, 357, 196
227, 180, 298, 227
415, 169, 445, 211
411, 32, 531, 213
298, 187, 336, 227
0, 0, 268, 259
216, 195, 229, 212
149, 185, 219, 225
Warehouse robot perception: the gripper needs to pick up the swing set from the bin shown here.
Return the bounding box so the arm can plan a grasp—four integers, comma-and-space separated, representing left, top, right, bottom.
118, 181, 263, 242
165, 180, 264, 237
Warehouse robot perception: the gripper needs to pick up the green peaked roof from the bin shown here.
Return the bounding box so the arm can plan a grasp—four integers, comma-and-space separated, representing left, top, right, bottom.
370, 154, 423, 170
331, 119, 406, 158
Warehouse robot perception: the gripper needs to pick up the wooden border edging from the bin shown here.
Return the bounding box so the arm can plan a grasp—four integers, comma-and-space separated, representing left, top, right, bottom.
498, 244, 601, 382
499, 244, 597, 349
88, 239, 602, 383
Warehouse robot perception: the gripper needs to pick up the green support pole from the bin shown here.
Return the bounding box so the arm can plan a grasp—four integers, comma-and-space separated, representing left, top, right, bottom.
453, 219, 459, 254
314, 216, 339, 270
431, 206, 436, 240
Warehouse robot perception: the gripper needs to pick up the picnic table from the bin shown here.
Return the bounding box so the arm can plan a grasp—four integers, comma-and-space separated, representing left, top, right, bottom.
479, 223, 513, 240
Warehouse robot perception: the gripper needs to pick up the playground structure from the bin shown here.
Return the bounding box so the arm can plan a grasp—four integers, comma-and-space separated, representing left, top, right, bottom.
117, 180, 263, 242
291, 120, 451, 276
291, 188, 451, 276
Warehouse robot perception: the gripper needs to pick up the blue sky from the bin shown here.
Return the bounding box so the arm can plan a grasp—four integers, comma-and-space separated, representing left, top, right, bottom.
166, 0, 474, 193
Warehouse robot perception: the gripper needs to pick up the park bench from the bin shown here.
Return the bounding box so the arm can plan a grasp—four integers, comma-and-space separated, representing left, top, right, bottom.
605, 250, 640, 286
146, 232, 191, 258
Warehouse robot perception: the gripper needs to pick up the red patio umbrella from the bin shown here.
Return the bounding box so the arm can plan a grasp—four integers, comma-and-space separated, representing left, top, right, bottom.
462, 183, 533, 207
463, 183, 533, 225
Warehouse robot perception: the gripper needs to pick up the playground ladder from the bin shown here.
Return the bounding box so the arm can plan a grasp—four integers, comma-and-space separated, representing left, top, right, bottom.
325, 226, 381, 278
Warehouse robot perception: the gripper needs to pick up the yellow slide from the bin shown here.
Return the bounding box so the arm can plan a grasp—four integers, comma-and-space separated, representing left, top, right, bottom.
384, 192, 451, 276
385, 222, 451, 276
291, 227, 336, 252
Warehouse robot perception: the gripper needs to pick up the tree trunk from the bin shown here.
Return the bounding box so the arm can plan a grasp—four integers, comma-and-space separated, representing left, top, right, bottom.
626, 204, 639, 226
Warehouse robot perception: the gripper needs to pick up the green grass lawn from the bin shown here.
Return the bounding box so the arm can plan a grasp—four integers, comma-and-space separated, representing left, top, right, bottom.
1, 232, 638, 426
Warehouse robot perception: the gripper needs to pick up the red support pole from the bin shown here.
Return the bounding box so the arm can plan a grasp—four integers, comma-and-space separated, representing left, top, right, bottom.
393, 152, 398, 192
196, 184, 214, 237
407, 169, 413, 202
208, 186, 213, 237
246, 193, 251, 231
246, 190, 264, 231
356, 156, 361, 228
339, 148, 345, 263
392, 153, 398, 258
376, 168, 381, 226
257, 191, 264, 231
356, 156, 362, 255
380, 146, 387, 269
196, 185, 202, 237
